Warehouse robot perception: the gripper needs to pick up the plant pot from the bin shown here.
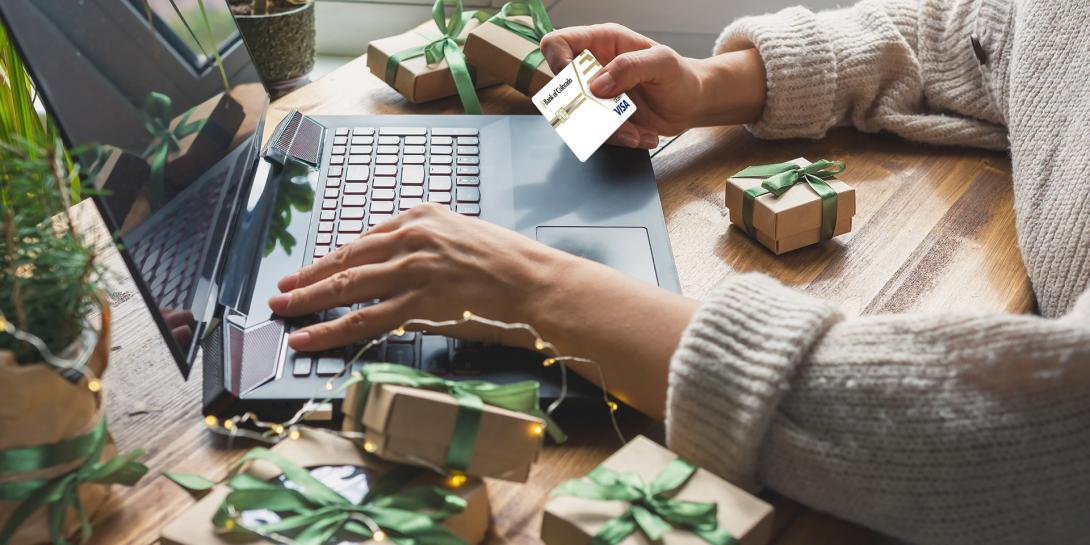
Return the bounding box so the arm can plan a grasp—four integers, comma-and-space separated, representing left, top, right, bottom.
232, 1, 317, 99
0, 304, 114, 545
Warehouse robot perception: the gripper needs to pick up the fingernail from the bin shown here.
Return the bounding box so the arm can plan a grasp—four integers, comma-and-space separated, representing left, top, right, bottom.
639, 134, 659, 149
288, 330, 311, 348
278, 273, 299, 291
590, 72, 616, 97
268, 292, 292, 313
617, 132, 639, 147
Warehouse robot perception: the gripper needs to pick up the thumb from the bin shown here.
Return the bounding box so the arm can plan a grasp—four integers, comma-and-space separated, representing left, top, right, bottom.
590, 45, 680, 98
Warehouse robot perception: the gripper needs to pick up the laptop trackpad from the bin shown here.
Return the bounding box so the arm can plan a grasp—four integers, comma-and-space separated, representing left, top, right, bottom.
535, 227, 659, 286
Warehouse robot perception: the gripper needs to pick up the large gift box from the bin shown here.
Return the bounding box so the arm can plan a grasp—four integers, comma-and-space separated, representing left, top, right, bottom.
161, 428, 490, 545
724, 158, 856, 255
463, 4, 555, 97
367, 12, 499, 107
341, 364, 554, 482
542, 435, 774, 545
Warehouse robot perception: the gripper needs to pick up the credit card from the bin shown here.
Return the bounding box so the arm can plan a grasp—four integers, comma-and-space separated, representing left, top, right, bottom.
532, 50, 637, 162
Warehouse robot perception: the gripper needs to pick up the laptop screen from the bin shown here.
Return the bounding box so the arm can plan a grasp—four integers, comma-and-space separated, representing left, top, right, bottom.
0, 0, 268, 374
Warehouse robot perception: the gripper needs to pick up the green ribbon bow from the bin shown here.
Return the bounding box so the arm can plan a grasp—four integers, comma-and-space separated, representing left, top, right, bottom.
731, 159, 846, 241
385, 0, 490, 114
0, 417, 148, 545
170, 447, 469, 545
348, 363, 566, 471
551, 459, 738, 545
141, 91, 205, 210
486, 0, 554, 94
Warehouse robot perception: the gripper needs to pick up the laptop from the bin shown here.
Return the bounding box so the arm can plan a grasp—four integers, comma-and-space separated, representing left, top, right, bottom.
0, 0, 680, 422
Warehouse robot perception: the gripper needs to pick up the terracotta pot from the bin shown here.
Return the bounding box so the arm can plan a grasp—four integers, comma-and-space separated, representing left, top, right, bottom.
0, 303, 115, 545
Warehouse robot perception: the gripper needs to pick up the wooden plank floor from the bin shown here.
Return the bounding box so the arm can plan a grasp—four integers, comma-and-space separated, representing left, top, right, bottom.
75, 55, 1030, 545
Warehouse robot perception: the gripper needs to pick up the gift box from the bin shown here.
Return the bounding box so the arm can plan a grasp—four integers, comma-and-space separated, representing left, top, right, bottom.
542, 435, 774, 545
725, 158, 855, 255
463, 12, 555, 97
162, 91, 245, 194
161, 428, 490, 545
87, 144, 150, 224
367, 14, 500, 106
342, 367, 549, 482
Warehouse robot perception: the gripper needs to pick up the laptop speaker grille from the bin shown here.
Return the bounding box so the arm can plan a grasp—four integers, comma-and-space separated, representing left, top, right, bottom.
266, 110, 323, 166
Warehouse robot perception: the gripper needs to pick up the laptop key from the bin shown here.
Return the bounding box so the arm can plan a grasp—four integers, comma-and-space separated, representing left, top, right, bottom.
331, 146, 346, 155
368, 213, 392, 226
419, 335, 451, 374
333, 136, 348, 145
376, 155, 398, 165
352, 135, 374, 145
389, 330, 417, 343
377, 145, 399, 155
316, 233, 333, 245
431, 136, 453, 145
429, 145, 452, 155
343, 195, 367, 207
328, 165, 343, 177
457, 156, 479, 165
336, 233, 357, 247
402, 165, 425, 185
375, 165, 398, 176
428, 191, 451, 204
456, 136, 479, 145
456, 187, 481, 203
456, 176, 479, 186
324, 188, 339, 199
350, 146, 372, 155
457, 166, 480, 176
316, 356, 345, 377
456, 204, 481, 216
339, 220, 364, 233
385, 343, 416, 366
335, 128, 350, 136
346, 166, 369, 181
340, 207, 364, 220
399, 197, 422, 210
343, 182, 368, 195
377, 135, 401, 145
380, 127, 427, 136
430, 155, 452, 165
432, 128, 478, 136
429, 176, 452, 191
292, 355, 313, 377
405, 136, 427, 146
429, 165, 452, 175
325, 177, 341, 188
318, 221, 334, 232
371, 201, 395, 213
403, 145, 425, 155
457, 146, 479, 155
372, 188, 395, 201
313, 245, 331, 258
320, 210, 335, 221
354, 127, 375, 136
372, 177, 396, 189
400, 186, 424, 198
322, 199, 338, 209
403, 155, 425, 165
349, 155, 370, 165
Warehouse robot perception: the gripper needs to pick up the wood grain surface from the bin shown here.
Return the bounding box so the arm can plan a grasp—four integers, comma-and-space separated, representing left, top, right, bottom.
78, 55, 1031, 545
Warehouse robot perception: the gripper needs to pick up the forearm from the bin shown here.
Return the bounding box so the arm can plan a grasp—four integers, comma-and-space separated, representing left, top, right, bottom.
527, 252, 699, 420
689, 48, 767, 128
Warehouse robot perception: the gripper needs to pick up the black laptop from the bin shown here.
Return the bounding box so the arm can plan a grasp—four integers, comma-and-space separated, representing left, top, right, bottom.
0, 0, 680, 422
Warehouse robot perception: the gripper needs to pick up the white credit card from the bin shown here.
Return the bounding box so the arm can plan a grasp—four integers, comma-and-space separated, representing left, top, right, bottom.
532, 50, 637, 162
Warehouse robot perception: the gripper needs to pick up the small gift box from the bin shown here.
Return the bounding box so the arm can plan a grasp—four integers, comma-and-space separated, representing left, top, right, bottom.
542, 435, 774, 545
163, 91, 245, 192
724, 158, 856, 255
342, 364, 563, 482
161, 428, 490, 545
366, 1, 500, 111
463, 0, 555, 97
86, 144, 150, 224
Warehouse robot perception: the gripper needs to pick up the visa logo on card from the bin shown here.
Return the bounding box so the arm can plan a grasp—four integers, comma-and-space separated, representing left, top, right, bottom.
533, 50, 637, 162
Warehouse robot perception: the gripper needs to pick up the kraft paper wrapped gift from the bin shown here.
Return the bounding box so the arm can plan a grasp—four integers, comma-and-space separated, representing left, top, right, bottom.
160, 91, 245, 195
342, 375, 547, 483
367, 15, 500, 105
463, 12, 555, 97
724, 158, 856, 255
161, 428, 490, 545
542, 435, 774, 545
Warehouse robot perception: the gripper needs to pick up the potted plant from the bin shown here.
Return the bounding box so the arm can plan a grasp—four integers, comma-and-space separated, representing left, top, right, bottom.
0, 24, 146, 545
229, 0, 316, 98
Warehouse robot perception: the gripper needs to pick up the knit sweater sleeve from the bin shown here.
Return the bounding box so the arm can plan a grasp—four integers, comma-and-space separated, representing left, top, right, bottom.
666, 274, 1090, 545
714, 0, 1010, 149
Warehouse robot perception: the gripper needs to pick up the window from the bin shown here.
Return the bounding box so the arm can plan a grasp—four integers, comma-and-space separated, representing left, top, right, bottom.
132, 0, 240, 72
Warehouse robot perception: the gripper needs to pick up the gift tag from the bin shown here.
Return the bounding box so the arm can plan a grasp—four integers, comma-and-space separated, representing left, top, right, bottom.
532, 50, 637, 162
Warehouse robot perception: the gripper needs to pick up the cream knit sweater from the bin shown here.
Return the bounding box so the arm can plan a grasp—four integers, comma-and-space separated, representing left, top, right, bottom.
665, 1, 1090, 543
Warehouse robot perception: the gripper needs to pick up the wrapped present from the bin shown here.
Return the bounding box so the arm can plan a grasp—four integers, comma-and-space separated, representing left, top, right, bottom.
542, 435, 774, 545
162, 428, 490, 545
463, 0, 555, 97
366, 0, 500, 112
341, 363, 564, 482
724, 158, 855, 255
141, 91, 244, 209
85, 144, 150, 225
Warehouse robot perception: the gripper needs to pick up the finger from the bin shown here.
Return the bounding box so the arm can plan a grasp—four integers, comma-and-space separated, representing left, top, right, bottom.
604, 121, 642, 148
637, 128, 660, 149
590, 44, 680, 98
277, 232, 397, 292
540, 23, 656, 74
287, 294, 414, 352
269, 260, 406, 317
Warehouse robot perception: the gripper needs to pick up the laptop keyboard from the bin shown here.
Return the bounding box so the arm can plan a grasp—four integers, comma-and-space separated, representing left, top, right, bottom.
291, 126, 485, 378
312, 126, 483, 260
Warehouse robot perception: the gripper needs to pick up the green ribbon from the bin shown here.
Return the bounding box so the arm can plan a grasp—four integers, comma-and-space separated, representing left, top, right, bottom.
140, 91, 205, 210
731, 159, 846, 241
170, 447, 469, 545
486, 0, 554, 94
551, 458, 738, 545
347, 363, 566, 472
384, 0, 489, 114
0, 418, 148, 545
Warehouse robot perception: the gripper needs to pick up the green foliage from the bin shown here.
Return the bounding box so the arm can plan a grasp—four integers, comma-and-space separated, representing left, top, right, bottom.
264, 176, 314, 257
0, 139, 102, 364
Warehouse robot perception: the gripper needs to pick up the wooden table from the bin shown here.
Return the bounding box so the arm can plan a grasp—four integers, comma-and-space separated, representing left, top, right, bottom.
81, 55, 1032, 545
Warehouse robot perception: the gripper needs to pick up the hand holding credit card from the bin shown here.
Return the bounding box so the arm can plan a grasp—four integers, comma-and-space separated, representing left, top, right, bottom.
533, 50, 637, 162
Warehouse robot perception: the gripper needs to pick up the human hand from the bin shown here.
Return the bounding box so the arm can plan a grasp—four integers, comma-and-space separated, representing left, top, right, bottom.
540, 24, 704, 149
268, 204, 573, 352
